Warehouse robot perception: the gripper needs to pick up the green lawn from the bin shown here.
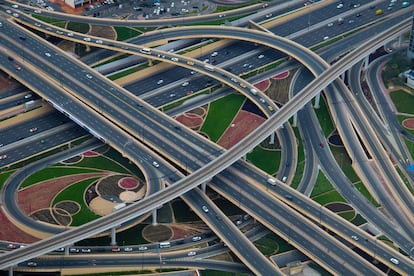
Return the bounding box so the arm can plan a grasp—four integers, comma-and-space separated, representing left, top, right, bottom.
171, 199, 200, 222
200, 94, 245, 142
354, 182, 380, 207
114, 26, 141, 41
310, 172, 334, 197
0, 170, 15, 190
254, 233, 294, 255
65, 154, 130, 174
52, 178, 100, 226
246, 146, 280, 175
390, 90, 414, 114
66, 21, 90, 33
21, 167, 102, 188
312, 190, 346, 206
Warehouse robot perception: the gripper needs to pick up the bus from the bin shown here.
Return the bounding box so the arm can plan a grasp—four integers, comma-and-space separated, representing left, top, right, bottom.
159, 242, 171, 248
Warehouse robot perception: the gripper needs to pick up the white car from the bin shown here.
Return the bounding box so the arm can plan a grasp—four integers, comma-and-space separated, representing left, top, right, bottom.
157, 79, 164, 85
67, 32, 74, 37
45, 52, 51, 57
351, 235, 359, 241
337, 3, 343, 8
181, 81, 189, 87
390, 258, 399, 265
83, 37, 91, 42
86, 74, 93, 79
323, 36, 329, 40
211, 51, 218, 57
327, 22, 334, 27
12, 13, 19, 18
138, 246, 148, 251
187, 251, 196, 256
34, 10, 42, 14
152, 161, 160, 168
258, 54, 264, 59
202, 205, 209, 213
95, 40, 103, 44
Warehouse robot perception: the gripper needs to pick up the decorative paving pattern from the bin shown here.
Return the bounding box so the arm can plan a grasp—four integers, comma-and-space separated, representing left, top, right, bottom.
402, 118, 414, 129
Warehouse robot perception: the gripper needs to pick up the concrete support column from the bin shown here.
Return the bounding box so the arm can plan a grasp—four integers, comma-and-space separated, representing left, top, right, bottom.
341, 71, 346, 81
201, 182, 206, 193
269, 132, 275, 144
398, 35, 403, 47
152, 209, 157, 226
364, 55, 369, 69
314, 92, 321, 109
111, 227, 117, 246
292, 113, 297, 127
8, 267, 12, 276
64, 246, 69, 256
148, 59, 153, 66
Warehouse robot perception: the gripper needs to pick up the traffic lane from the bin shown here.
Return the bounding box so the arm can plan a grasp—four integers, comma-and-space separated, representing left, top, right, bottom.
184, 189, 278, 274
213, 174, 376, 275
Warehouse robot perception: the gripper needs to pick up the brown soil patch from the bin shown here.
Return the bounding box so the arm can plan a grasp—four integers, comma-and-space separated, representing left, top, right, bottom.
217, 110, 265, 149
89, 197, 117, 216
142, 224, 173, 242
89, 25, 117, 40
402, 118, 414, 129
17, 172, 109, 215
54, 200, 80, 215
0, 72, 18, 91
176, 113, 204, 129
0, 208, 39, 243
267, 69, 295, 104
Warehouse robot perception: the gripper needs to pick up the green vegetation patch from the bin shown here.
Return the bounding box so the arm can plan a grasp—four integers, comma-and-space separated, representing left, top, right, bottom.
351, 214, 367, 226
247, 146, 280, 175
53, 178, 100, 226
354, 182, 380, 207
312, 190, 346, 206
314, 96, 335, 137
32, 14, 66, 26
171, 199, 200, 222
21, 167, 102, 188
67, 21, 90, 33
310, 171, 334, 197
200, 94, 245, 142
66, 269, 152, 276
390, 89, 414, 114
114, 26, 141, 41
67, 154, 130, 174
0, 170, 15, 190
337, 210, 356, 221
255, 233, 294, 255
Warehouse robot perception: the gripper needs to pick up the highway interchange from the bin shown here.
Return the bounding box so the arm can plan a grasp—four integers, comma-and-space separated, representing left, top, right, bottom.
1, 0, 414, 274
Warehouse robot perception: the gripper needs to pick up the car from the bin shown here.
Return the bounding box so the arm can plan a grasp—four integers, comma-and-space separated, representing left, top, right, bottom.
284, 194, 293, 200
169, 93, 176, 97
0, 143, 3, 147
111, 247, 120, 252
353, 3, 360, 8
67, 32, 74, 37
323, 36, 329, 40
95, 40, 103, 44
351, 235, 359, 241
138, 246, 148, 251
34, 23, 41, 27
337, 3, 343, 8
187, 251, 196, 256
24, 93, 32, 99
190, 71, 195, 75
34, 9, 42, 14
348, 19, 354, 24
390, 257, 399, 265
202, 205, 209, 213
56, 30, 63, 34
236, 220, 242, 226
192, 236, 202, 241
259, 98, 266, 103
304, 1, 311, 6
7, 244, 17, 249
83, 37, 91, 42
265, 13, 272, 18
267, 105, 273, 111
327, 22, 334, 27
258, 54, 265, 59
157, 79, 164, 85
27, 262, 37, 267
12, 13, 19, 18
6, 10, 12, 14
181, 81, 189, 87
152, 161, 160, 168
211, 51, 218, 57
356, 13, 361, 17
54, 247, 65, 252
69, 248, 79, 253
29, 127, 38, 133
44, 52, 51, 57
14, 64, 21, 71
242, 63, 249, 68
124, 247, 133, 252
81, 248, 91, 253
218, 13, 226, 18
11, 4, 19, 8
187, 90, 193, 95
203, 58, 210, 63
86, 74, 93, 79
319, 143, 324, 148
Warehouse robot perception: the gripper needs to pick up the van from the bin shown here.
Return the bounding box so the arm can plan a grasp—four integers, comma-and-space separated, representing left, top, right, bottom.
267, 178, 276, 186
159, 242, 171, 248
140, 48, 151, 54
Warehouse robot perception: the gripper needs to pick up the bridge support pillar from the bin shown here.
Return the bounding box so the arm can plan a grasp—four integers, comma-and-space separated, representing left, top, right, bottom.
269, 132, 275, 144
65, 246, 69, 256
314, 92, 320, 109
398, 35, 403, 47
364, 55, 369, 69
8, 267, 12, 276
152, 209, 157, 226
148, 59, 153, 66
111, 227, 117, 246
292, 113, 297, 127
201, 182, 206, 193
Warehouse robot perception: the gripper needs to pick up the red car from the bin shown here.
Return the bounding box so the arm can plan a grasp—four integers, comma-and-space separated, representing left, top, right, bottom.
0, 154, 7, 160
7, 244, 17, 249
29, 127, 38, 133
111, 247, 120, 252
14, 64, 21, 71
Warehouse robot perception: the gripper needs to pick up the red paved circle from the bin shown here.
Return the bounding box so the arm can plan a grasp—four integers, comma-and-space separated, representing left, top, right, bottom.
118, 177, 139, 190
83, 151, 99, 157
402, 118, 414, 129
272, 71, 289, 79
254, 79, 270, 91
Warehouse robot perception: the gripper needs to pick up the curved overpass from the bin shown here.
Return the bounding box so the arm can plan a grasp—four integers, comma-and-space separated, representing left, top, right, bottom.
0, 17, 411, 272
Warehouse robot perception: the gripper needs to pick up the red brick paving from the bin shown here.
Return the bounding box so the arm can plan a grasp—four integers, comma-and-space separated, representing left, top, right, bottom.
176, 113, 204, 129
272, 71, 289, 79
254, 79, 270, 91
118, 177, 139, 190
402, 118, 414, 129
